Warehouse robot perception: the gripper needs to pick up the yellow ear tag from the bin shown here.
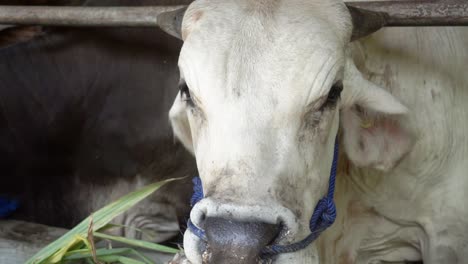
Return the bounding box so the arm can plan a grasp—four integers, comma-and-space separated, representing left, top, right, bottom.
360, 119, 374, 129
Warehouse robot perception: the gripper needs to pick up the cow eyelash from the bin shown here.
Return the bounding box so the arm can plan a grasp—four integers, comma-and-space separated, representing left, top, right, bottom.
320, 81, 343, 110
179, 81, 195, 106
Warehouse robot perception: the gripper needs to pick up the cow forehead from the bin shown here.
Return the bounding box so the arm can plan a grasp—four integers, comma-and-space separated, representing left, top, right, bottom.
182, 0, 352, 40
179, 0, 351, 110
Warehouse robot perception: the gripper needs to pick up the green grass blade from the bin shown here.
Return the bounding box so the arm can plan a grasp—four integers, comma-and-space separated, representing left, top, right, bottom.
100, 223, 148, 234
64, 247, 155, 264
47, 234, 91, 263
98, 255, 146, 264
64, 248, 134, 259
25, 178, 180, 264
94, 232, 179, 254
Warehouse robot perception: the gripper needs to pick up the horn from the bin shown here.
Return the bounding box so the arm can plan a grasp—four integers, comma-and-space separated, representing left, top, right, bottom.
346, 5, 388, 41
0, 5, 187, 38
156, 6, 187, 39
346, 0, 468, 41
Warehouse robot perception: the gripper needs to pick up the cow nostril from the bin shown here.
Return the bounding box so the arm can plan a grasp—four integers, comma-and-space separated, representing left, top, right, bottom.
203, 217, 280, 264
191, 206, 207, 228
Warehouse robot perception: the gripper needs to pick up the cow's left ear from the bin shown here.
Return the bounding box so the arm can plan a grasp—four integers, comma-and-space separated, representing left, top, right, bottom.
169, 93, 194, 154
340, 58, 414, 171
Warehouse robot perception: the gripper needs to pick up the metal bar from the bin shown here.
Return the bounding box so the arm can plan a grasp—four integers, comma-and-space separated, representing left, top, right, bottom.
0, 6, 185, 27
346, 0, 468, 26
0, 1, 467, 27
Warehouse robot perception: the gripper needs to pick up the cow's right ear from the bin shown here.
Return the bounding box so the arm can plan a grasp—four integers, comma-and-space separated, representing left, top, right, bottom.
169, 92, 194, 154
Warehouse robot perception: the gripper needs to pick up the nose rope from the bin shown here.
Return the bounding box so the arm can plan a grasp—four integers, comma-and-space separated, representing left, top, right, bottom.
187, 138, 339, 258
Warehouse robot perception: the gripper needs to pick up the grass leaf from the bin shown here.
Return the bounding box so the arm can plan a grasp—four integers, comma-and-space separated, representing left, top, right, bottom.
25, 178, 181, 264
64, 248, 155, 264
94, 232, 179, 254
98, 255, 146, 264
48, 234, 90, 263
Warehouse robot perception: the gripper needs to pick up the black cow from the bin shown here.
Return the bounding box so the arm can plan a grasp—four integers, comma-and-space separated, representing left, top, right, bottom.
0, 0, 195, 244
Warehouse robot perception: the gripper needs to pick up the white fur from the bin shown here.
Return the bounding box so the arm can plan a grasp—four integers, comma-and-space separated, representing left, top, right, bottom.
340, 56, 413, 171
170, 0, 468, 263
169, 93, 194, 154
341, 56, 408, 114
320, 24, 468, 263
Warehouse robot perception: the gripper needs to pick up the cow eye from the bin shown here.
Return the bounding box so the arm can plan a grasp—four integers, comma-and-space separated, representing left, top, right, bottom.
179, 81, 194, 106
320, 81, 343, 110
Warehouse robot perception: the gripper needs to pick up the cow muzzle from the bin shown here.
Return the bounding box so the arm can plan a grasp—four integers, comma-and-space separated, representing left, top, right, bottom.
203, 217, 280, 264
185, 198, 300, 264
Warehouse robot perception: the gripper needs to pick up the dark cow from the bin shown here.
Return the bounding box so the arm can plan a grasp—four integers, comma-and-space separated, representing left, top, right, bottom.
0, 0, 195, 244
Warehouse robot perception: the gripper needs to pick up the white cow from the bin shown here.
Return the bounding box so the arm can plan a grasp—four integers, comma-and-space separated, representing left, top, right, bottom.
162, 0, 468, 263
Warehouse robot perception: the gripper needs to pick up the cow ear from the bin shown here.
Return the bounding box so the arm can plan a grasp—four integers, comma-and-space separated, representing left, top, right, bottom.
340, 58, 413, 171
169, 92, 194, 154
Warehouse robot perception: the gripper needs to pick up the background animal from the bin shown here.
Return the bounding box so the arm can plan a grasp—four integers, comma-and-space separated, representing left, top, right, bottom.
0, 0, 196, 244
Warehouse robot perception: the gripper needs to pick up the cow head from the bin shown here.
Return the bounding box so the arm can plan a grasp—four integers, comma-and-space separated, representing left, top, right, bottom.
167, 0, 411, 263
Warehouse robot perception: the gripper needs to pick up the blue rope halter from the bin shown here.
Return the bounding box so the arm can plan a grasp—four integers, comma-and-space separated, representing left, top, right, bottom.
188, 138, 339, 258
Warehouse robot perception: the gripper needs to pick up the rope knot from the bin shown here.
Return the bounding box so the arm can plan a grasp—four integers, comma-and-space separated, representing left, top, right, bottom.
322, 199, 337, 224
310, 197, 336, 231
